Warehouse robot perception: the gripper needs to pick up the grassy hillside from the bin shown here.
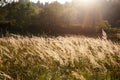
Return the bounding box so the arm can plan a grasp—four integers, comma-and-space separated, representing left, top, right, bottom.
0, 35, 120, 80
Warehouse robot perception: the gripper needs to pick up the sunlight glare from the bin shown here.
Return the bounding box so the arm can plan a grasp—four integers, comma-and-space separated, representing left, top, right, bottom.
81, 0, 97, 6
30, 0, 72, 4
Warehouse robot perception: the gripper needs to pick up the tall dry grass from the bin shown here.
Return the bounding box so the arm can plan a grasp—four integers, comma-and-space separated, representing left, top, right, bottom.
0, 35, 120, 80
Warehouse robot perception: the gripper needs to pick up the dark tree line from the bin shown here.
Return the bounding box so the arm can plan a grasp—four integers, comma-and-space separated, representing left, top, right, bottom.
0, 0, 120, 35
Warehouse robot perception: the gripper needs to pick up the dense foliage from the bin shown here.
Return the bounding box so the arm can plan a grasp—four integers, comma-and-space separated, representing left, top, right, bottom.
0, 0, 120, 35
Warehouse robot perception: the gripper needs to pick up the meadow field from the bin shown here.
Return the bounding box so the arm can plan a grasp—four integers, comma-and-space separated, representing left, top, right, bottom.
0, 35, 120, 80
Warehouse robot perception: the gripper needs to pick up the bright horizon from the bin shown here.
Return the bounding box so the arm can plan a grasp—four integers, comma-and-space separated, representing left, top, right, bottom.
30, 0, 72, 4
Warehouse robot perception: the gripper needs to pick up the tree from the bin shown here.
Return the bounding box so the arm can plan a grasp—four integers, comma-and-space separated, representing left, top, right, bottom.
0, 7, 8, 20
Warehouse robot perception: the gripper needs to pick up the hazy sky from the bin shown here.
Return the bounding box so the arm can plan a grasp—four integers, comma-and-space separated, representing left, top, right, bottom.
30, 0, 72, 4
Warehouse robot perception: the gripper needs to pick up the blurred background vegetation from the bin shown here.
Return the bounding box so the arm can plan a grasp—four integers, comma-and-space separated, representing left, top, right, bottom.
0, 0, 120, 40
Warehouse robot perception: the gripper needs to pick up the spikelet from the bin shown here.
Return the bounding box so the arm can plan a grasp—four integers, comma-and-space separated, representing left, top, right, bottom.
102, 29, 107, 40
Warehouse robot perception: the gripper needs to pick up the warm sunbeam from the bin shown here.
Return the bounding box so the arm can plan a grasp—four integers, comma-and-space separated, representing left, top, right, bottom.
81, 0, 97, 6
82, 0, 96, 4
30, 0, 72, 4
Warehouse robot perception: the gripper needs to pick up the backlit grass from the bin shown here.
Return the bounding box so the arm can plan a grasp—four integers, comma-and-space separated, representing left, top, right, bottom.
0, 35, 120, 80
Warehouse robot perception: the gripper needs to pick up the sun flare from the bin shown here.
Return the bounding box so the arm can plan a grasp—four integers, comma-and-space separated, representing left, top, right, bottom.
81, 0, 97, 6
83, 0, 96, 4
30, 0, 72, 4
